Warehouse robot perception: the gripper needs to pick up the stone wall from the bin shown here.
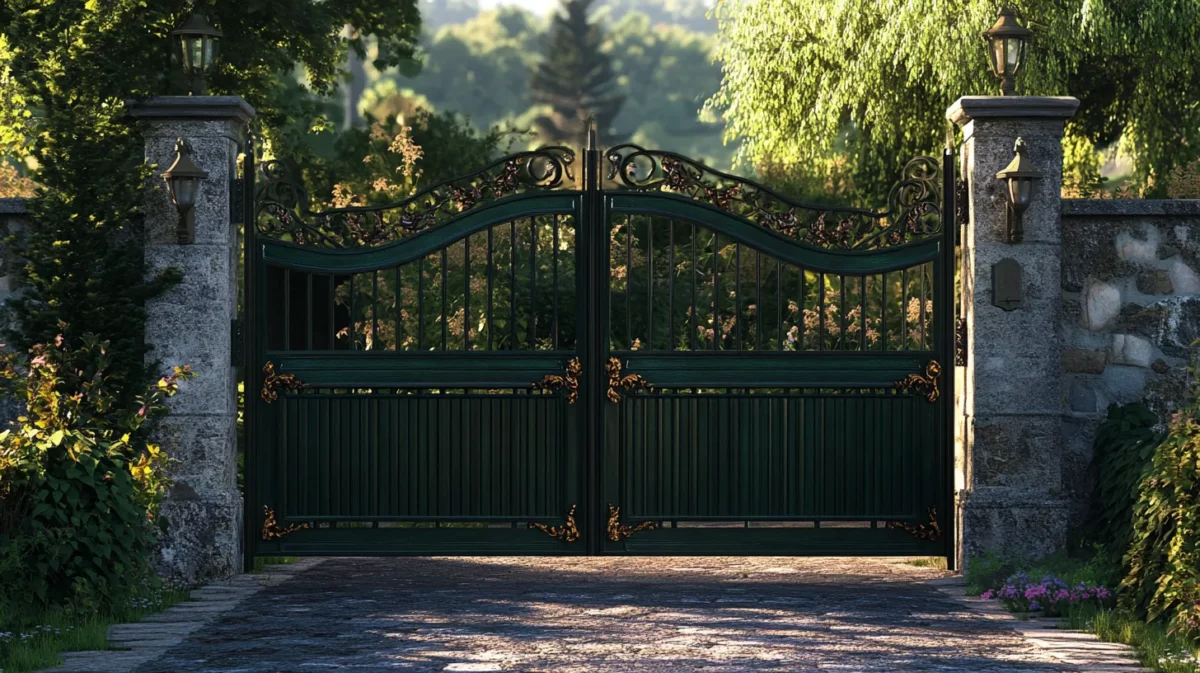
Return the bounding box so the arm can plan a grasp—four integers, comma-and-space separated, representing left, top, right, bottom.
0, 197, 27, 311
1061, 199, 1200, 522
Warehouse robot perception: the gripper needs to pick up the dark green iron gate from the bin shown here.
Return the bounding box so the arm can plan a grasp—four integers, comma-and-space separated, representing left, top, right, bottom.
244, 132, 956, 567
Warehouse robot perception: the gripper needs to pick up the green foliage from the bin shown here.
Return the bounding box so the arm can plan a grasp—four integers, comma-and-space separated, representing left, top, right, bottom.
386, 3, 734, 167
0, 2, 422, 403
1121, 400, 1200, 640
530, 0, 625, 144
1066, 605, 1200, 673
709, 0, 1200, 198
1087, 403, 1163, 560
0, 331, 193, 610
0, 586, 191, 673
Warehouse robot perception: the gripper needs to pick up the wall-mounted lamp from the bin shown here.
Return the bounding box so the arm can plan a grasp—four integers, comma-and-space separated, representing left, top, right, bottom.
995, 137, 1041, 243
171, 13, 222, 95
982, 8, 1032, 96
162, 138, 208, 244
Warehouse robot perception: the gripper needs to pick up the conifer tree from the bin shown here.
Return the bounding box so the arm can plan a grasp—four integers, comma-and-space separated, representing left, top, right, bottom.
530, 0, 625, 145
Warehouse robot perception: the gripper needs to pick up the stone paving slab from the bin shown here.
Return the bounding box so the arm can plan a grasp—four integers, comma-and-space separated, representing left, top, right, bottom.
105, 556, 1150, 673
40, 559, 326, 673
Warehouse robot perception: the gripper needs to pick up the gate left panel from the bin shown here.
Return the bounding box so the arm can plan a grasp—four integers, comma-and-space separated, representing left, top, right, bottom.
248, 197, 584, 556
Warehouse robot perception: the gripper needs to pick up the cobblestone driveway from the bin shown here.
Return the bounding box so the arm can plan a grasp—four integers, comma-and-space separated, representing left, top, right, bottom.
134, 557, 1089, 672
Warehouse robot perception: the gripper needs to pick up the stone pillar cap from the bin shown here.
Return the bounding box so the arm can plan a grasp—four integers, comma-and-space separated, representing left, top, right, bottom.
127, 96, 255, 123
947, 96, 1079, 126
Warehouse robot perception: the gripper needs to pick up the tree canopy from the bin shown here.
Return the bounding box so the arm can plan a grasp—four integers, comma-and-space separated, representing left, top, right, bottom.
708, 0, 1200, 198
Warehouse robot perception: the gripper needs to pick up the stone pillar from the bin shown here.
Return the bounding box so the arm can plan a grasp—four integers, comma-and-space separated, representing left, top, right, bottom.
129, 97, 254, 584
948, 96, 1079, 567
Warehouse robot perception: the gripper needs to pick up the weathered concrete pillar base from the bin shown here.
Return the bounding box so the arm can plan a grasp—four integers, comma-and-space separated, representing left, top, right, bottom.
949, 95, 1078, 568
130, 96, 254, 585
956, 489, 1069, 562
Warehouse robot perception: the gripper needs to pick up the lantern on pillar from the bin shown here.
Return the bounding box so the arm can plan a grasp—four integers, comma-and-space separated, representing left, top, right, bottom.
171, 13, 222, 95
995, 138, 1041, 243
162, 138, 208, 244
982, 8, 1032, 96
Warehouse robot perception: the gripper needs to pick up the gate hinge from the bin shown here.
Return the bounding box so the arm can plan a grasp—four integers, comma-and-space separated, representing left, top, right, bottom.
954, 318, 967, 367
231, 318, 243, 367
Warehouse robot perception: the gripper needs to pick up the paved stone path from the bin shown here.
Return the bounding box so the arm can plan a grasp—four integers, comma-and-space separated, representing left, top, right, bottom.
112, 557, 1142, 673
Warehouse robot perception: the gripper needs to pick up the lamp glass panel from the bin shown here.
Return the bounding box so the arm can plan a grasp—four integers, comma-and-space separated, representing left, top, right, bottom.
991, 38, 1007, 75
1017, 178, 1033, 207
202, 38, 216, 70
1005, 37, 1024, 72
189, 37, 205, 73
171, 177, 201, 209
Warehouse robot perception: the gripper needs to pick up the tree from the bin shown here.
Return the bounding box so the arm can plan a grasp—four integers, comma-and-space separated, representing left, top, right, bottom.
530, 0, 625, 145
708, 0, 1200, 199
0, 1, 421, 404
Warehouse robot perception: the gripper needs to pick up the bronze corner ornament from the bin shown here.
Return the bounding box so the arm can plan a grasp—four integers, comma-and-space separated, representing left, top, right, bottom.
261, 361, 307, 403
261, 506, 310, 541
529, 504, 580, 542
605, 358, 652, 403
533, 357, 582, 404
606, 505, 657, 542
894, 360, 941, 403
887, 507, 941, 541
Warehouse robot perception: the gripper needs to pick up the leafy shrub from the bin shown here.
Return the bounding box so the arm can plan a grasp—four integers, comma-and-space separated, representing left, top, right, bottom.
1087, 403, 1163, 560
1121, 401, 1200, 640
0, 330, 192, 611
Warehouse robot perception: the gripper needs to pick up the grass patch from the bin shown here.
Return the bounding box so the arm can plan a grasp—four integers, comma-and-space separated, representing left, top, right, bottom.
904, 557, 947, 570
1064, 605, 1200, 673
0, 589, 191, 673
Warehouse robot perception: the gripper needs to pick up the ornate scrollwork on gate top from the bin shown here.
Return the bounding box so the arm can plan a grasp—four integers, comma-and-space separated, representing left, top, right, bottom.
532, 358, 582, 404
894, 360, 942, 403
605, 358, 652, 403
528, 505, 580, 543
256, 147, 576, 248
262, 506, 310, 541
261, 361, 307, 403
607, 505, 657, 542
604, 144, 941, 250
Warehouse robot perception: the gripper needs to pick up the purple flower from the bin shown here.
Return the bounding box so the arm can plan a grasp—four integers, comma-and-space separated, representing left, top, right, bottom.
1053, 589, 1070, 603
1029, 601, 1041, 611
1024, 585, 1049, 601
1095, 587, 1112, 600
981, 590, 995, 600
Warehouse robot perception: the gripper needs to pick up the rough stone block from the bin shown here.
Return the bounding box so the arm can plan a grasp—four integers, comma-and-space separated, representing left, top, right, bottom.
1063, 348, 1107, 374
1110, 334, 1155, 368
1168, 257, 1200, 294
155, 492, 242, 586
1136, 269, 1174, 295
1068, 380, 1098, 413
152, 415, 238, 497
1082, 280, 1122, 331
970, 415, 1061, 489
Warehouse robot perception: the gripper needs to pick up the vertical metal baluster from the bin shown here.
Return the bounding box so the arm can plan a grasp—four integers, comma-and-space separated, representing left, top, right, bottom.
403, 266, 408, 355
690, 222, 697, 351
510, 219, 517, 349
920, 263, 928, 351
328, 275, 335, 350
712, 231, 719, 351
861, 274, 867, 352
626, 214, 633, 349
798, 267, 805, 350
303, 273, 312, 350
348, 274, 354, 350
284, 269, 291, 351
552, 214, 559, 350
776, 258, 782, 351
647, 216, 654, 350
901, 268, 908, 350
441, 248, 448, 350
881, 272, 888, 351
464, 236, 471, 350
840, 274, 847, 351
668, 219, 675, 351
487, 225, 494, 350
818, 273, 825, 352
734, 243, 741, 349
756, 249, 763, 351
372, 269, 379, 350
530, 217, 537, 349
417, 259, 424, 351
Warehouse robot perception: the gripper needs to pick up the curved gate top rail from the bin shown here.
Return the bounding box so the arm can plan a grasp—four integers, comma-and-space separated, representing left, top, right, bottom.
255, 142, 941, 252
